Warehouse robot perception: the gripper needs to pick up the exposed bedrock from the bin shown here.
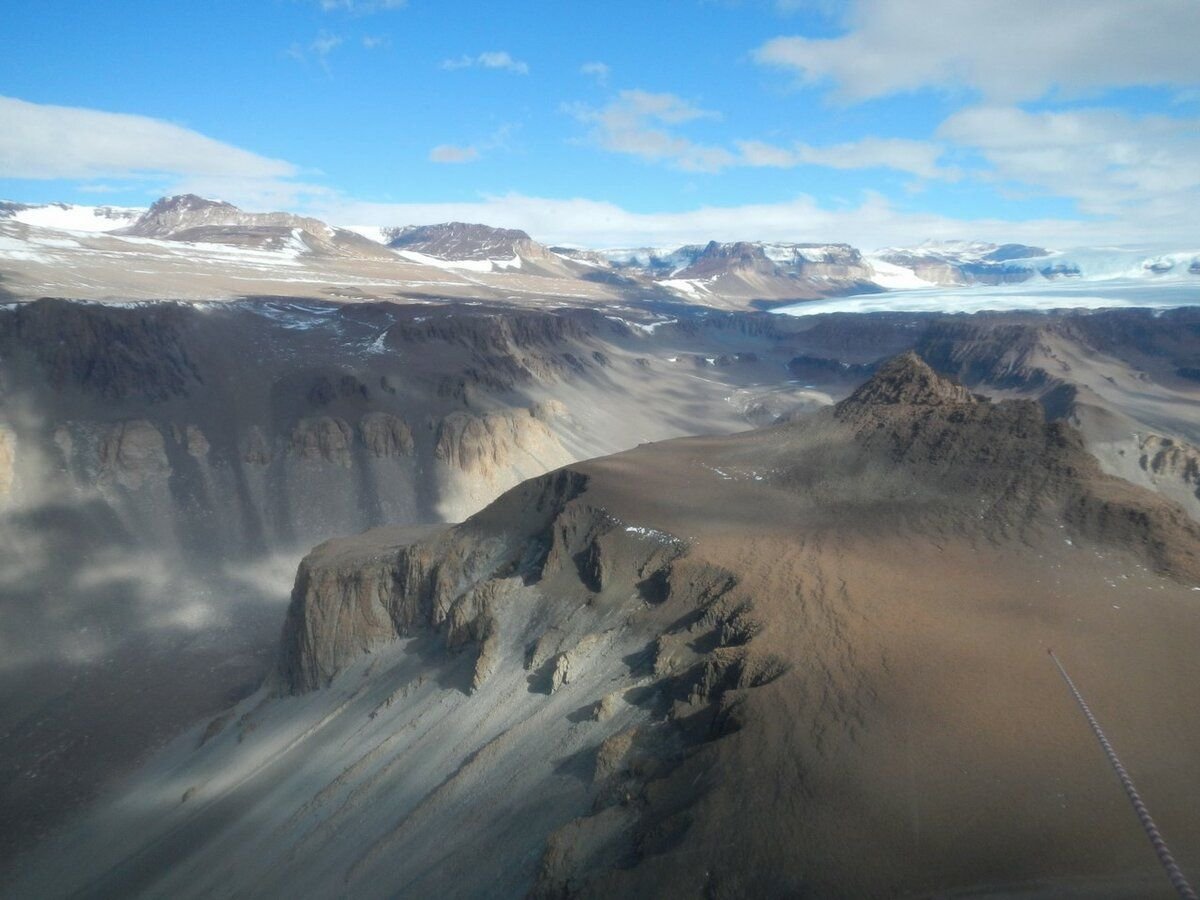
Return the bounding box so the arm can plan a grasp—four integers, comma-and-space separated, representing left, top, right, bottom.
0, 425, 15, 500
434, 405, 566, 477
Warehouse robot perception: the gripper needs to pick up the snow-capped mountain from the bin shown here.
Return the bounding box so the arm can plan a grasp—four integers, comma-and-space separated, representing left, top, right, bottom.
2, 195, 1197, 309
871, 240, 1200, 288
120, 194, 394, 259
378, 222, 588, 277
0, 200, 142, 232
383, 222, 540, 261
871, 240, 1049, 286
595, 240, 878, 308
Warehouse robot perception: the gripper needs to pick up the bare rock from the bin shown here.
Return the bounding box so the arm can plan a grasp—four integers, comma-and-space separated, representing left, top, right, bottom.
593, 691, 622, 722
242, 426, 272, 465
434, 406, 564, 478
1138, 433, 1200, 499
290, 417, 353, 466
359, 412, 413, 458
98, 419, 170, 489
0, 426, 14, 500
593, 726, 638, 783
550, 634, 603, 693
183, 424, 209, 458
277, 469, 591, 694
530, 399, 567, 422
276, 530, 408, 693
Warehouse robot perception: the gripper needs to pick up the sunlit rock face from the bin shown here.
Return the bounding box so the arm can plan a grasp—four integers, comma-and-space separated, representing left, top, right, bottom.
0, 426, 14, 501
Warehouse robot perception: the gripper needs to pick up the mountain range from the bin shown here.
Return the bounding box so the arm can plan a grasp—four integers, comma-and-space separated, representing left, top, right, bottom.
2, 196, 1197, 310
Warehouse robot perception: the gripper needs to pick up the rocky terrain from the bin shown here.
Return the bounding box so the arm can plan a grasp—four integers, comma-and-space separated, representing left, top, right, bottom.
598, 240, 879, 308
117, 194, 396, 260
3, 291, 1200, 892
3, 197, 1198, 311
11, 353, 1200, 899
0, 295, 827, 863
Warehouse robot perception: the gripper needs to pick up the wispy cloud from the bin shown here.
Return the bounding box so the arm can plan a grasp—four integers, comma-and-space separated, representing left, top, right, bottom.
0, 96, 334, 214
287, 31, 344, 72
570, 90, 952, 178
939, 105, 1200, 217
0, 95, 298, 181
428, 144, 480, 164
441, 51, 529, 75
580, 61, 610, 85
755, 0, 1200, 102
568, 90, 735, 173
738, 136, 953, 180
316, 0, 406, 12
427, 124, 515, 165
361, 34, 389, 49
317, 189, 1197, 250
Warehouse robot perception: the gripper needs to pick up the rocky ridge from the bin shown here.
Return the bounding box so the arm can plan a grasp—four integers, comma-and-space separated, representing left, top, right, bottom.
119, 194, 394, 259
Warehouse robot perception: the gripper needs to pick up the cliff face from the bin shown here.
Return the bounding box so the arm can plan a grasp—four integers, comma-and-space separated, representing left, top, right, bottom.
1140, 434, 1200, 492
0, 298, 201, 401
277, 469, 592, 693
0, 426, 14, 501
97, 419, 171, 488
434, 406, 568, 478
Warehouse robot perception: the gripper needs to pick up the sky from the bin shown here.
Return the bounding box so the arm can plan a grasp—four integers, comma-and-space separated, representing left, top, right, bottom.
1, 0, 1199, 249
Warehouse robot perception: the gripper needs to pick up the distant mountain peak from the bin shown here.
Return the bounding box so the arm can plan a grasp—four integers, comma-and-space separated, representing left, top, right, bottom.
384, 221, 545, 261
145, 194, 235, 215
837, 351, 980, 411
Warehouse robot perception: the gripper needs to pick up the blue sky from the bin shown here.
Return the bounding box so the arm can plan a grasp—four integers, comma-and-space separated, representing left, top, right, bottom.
2, 0, 1198, 247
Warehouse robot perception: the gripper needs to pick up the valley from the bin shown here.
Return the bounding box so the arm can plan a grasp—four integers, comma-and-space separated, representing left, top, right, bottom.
1, 193, 1199, 898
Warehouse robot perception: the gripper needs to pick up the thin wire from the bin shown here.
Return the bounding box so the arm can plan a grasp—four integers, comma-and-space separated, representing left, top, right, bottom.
1048, 649, 1198, 900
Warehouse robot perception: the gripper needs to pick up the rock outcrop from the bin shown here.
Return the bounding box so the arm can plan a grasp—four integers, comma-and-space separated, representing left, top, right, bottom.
120, 194, 392, 259
359, 412, 413, 458
98, 420, 170, 489
277, 469, 591, 693
0, 426, 14, 500
0, 298, 200, 401
290, 417, 353, 466
242, 426, 272, 465
832, 353, 1200, 579
434, 406, 565, 478
1139, 434, 1200, 497
384, 222, 552, 262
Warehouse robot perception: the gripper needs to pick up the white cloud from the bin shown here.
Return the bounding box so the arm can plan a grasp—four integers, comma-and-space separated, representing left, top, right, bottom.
580, 61, 610, 85
287, 31, 344, 70
755, 0, 1200, 102
737, 136, 951, 179
310, 31, 343, 57
429, 144, 481, 164
0, 95, 298, 181
315, 188, 1196, 250
572, 91, 950, 178
441, 51, 529, 75
939, 105, 1200, 217
568, 90, 735, 172
317, 0, 406, 11
362, 35, 389, 49
425, 125, 514, 166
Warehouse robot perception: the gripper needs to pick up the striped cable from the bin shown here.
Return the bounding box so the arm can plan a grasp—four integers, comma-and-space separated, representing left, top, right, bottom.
1049, 649, 1197, 900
